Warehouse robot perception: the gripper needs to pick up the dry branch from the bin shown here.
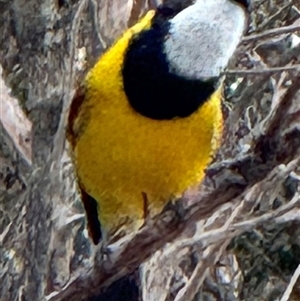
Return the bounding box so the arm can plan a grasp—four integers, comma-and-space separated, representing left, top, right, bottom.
1, 0, 300, 301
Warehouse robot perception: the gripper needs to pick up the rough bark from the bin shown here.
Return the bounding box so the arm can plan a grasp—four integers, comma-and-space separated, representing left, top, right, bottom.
1, 0, 300, 301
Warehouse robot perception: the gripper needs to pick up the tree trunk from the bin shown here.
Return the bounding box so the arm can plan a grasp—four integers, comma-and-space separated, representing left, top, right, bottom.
1, 0, 300, 301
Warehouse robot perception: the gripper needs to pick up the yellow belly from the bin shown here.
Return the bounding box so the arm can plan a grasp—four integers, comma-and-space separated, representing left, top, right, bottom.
74, 91, 222, 236
72, 11, 223, 237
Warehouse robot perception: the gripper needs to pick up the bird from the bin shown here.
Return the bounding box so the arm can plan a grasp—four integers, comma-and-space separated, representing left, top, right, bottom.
67, 0, 247, 244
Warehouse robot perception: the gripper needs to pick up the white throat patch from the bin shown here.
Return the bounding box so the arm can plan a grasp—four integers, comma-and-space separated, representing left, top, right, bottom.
164, 0, 247, 80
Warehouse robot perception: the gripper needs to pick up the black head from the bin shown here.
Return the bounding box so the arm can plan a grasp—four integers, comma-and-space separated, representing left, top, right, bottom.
231, 0, 249, 10
151, 0, 194, 31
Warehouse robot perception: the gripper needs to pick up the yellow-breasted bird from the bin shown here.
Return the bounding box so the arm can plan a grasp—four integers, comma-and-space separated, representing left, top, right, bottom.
68, 0, 247, 244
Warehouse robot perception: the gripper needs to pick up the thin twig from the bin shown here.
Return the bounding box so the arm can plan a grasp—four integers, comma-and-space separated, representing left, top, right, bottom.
224, 65, 300, 76
280, 264, 300, 301
174, 239, 231, 301
255, 2, 293, 33
243, 24, 300, 42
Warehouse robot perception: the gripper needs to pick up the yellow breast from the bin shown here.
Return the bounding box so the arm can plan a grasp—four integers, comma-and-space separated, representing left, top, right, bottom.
71, 10, 223, 238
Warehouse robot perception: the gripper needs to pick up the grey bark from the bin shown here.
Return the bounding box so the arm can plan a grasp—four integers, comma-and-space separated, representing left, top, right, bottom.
1, 0, 300, 301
